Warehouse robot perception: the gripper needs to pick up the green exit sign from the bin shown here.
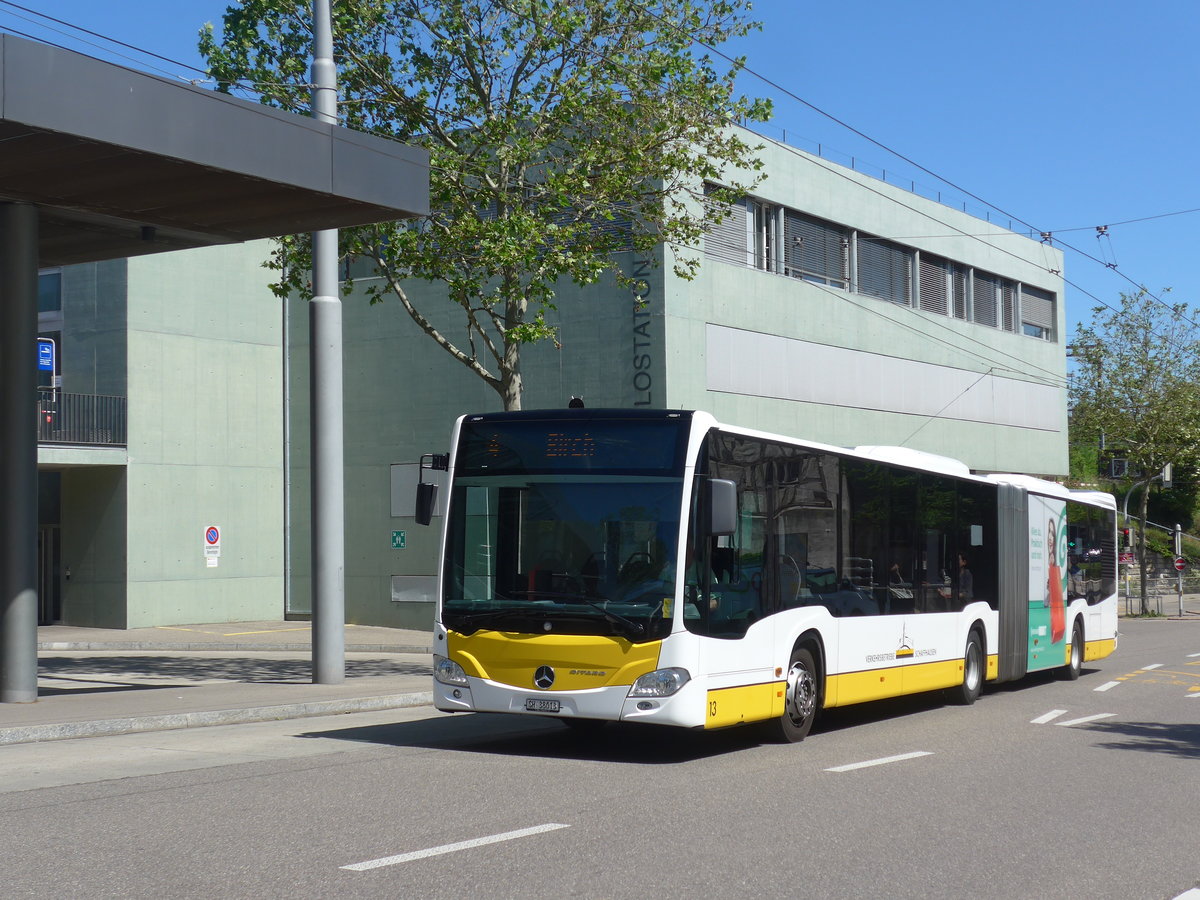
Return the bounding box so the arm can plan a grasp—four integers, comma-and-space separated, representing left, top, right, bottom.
391, 530, 406, 550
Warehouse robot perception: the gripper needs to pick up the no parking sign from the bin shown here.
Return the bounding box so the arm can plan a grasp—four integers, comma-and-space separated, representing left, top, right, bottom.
204, 525, 221, 567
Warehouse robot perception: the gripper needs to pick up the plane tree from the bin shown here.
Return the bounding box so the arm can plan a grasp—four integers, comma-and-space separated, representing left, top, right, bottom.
201, 0, 771, 409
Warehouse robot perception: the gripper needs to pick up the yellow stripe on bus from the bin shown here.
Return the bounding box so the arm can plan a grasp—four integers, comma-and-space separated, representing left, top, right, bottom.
826, 658, 971, 707
447, 630, 661, 691
704, 682, 785, 729
1083, 638, 1116, 663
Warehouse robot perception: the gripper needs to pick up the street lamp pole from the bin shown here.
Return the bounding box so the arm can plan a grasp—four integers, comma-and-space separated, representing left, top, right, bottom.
309, 0, 345, 684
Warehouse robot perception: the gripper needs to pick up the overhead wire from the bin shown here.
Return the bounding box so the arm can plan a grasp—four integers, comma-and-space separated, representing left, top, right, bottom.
674, 13, 1200, 334
0, 1, 200, 82
1, 1, 1073, 389
5, 3, 1190, 377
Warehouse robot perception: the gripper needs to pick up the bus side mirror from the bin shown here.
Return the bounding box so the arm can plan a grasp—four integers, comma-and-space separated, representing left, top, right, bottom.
415, 481, 438, 526
708, 478, 737, 536
415, 451, 449, 526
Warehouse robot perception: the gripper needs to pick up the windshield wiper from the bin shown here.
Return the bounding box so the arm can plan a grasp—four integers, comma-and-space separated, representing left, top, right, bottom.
446, 599, 646, 640
448, 606, 541, 629
566, 596, 646, 638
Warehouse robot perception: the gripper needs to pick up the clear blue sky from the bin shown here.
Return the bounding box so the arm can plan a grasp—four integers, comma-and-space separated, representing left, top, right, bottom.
9, 0, 1198, 339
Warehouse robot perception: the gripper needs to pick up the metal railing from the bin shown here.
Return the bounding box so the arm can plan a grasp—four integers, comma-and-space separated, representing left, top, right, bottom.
37, 391, 126, 447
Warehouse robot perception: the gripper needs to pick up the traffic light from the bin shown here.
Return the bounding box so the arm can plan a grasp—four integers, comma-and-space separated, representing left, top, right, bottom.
1121, 527, 1131, 549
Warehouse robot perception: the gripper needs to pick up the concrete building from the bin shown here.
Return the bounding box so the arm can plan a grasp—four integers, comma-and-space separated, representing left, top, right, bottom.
40, 130, 1066, 631
37, 244, 286, 628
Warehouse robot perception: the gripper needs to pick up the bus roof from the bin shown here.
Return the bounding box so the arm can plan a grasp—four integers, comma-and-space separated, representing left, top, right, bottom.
452, 409, 1114, 508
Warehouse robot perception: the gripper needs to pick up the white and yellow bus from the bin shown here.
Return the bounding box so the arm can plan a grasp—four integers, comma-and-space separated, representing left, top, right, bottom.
426, 409, 1117, 741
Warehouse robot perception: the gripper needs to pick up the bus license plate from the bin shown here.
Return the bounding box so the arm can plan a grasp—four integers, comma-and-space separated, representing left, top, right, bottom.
525, 697, 560, 713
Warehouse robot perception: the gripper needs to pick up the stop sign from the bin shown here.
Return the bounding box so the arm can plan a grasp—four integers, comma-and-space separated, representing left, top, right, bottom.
1174, 557, 1186, 571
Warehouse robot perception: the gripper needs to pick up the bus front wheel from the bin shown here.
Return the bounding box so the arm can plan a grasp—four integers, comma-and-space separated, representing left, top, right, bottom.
767, 646, 819, 743
952, 629, 983, 705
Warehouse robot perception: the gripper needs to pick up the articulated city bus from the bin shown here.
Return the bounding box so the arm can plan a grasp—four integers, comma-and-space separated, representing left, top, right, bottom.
425, 409, 1117, 741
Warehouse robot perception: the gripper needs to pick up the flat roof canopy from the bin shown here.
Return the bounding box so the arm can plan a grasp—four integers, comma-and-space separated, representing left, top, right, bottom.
0, 34, 428, 266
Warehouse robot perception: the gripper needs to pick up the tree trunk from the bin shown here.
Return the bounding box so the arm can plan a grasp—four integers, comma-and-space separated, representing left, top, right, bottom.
499, 364, 523, 411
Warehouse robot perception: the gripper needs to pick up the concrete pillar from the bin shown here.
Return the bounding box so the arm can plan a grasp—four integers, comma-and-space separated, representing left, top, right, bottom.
0, 202, 39, 703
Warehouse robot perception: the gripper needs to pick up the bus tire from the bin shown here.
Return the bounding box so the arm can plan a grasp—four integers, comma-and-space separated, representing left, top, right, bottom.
952, 629, 984, 705
1061, 619, 1083, 681
767, 645, 819, 743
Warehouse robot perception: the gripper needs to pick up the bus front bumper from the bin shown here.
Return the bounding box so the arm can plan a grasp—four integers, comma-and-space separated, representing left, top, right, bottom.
433, 676, 702, 728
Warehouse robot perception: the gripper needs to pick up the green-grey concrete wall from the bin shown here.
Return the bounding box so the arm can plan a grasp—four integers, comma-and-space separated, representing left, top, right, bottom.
121, 242, 284, 627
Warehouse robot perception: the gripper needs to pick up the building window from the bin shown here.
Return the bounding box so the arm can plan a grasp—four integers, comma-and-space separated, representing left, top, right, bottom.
918, 254, 949, 315
857, 236, 912, 305
703, 185, 750, 268
783, 210, 848, 288
700, 182, 1057, 343
1022, 322, 1050, 339
972, 272, 998, 327
1020, 285, 1056, 341
1000, 279, 1017, 332
749, 200, 776, 272
38, 271, 62, 314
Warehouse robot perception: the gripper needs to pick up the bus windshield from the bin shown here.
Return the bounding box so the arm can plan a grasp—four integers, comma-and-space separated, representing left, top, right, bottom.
440, 474, 683, 642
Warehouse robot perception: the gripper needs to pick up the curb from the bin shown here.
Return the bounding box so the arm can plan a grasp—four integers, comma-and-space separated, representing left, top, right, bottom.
38, 642, 432, 654
0, 691, 434, 747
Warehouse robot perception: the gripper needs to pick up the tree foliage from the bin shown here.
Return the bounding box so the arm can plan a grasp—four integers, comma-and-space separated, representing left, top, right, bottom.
1070, 289, 1200, 477
1069, 288, 1200, 611
200, 0, 771, 409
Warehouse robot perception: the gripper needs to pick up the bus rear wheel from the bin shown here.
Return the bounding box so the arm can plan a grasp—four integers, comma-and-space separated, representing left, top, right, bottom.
951, 629, 983, 705
1061, 620, 1083, 681
767, 646, 818, 743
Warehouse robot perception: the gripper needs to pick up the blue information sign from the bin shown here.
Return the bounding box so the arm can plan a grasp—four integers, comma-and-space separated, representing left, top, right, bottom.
37, 338, 55, 372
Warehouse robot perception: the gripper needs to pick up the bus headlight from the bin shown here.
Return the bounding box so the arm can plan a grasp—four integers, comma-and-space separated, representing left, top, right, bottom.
433, 655, 470, 687
629, 667, 690, 698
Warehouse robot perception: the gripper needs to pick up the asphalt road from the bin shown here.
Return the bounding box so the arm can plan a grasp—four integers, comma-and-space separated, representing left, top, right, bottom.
2, 619, 1197, 900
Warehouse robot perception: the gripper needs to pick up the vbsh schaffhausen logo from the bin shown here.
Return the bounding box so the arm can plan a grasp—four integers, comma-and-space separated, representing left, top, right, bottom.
534, 666, 555, 689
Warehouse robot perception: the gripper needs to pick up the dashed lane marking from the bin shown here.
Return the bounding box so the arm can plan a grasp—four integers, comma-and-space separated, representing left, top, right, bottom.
1057, 712, 1117, 728
825, 751, 933, 773
1030, 709, 1067, 724
1140, 663, 1164, 670
342, 824, 570, 871
1094, 681, 1121, 692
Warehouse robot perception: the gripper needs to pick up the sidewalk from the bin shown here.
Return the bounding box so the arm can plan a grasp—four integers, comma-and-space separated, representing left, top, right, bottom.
1117, 589, 1200, 618
0, 621, 436, 747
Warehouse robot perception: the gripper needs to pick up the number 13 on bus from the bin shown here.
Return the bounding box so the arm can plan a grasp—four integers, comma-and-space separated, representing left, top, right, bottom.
420, 409, 1117, 742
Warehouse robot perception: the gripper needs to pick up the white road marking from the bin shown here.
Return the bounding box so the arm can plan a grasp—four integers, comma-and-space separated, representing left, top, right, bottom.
1057, 713, 1117, 727
1170, 889, 1200, 899
825, 751, 932, 773
342, 823, 570, 871
1140, 663, 1164, 670
1094, 680, 1121, 692
1188, 652, 1200, 658
1030, 709, 1067, 724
